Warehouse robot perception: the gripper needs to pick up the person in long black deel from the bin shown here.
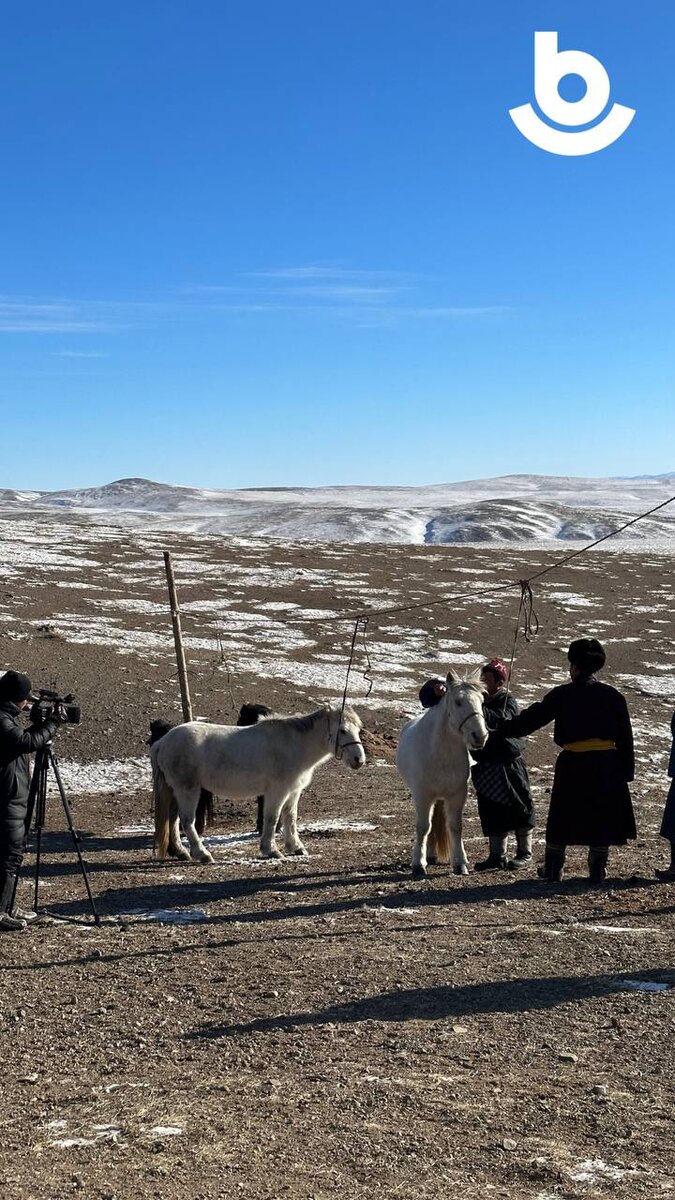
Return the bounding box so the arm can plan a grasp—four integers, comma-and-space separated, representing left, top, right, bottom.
0, 670, 58, 930
494, 638, 636, 883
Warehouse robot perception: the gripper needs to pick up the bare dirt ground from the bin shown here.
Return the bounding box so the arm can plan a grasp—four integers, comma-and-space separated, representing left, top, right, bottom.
0, 514, 673, 1200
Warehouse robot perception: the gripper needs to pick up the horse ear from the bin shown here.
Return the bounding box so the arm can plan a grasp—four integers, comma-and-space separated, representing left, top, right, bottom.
446, 669, 460, 684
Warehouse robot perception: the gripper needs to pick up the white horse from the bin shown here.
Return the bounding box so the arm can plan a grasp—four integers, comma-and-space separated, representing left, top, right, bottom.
151, 705, 366, 862
397, 670, 488, 878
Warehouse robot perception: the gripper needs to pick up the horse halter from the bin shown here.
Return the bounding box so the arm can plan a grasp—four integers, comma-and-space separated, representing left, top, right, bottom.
329, 713, 361, 760
457, 709, 483, 734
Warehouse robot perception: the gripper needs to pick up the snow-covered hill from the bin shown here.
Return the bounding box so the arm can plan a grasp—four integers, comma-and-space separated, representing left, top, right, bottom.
0, 474, 674, 546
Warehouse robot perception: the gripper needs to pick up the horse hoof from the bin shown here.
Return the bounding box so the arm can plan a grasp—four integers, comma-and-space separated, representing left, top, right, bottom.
193, 851, 215, 864
412, 866, 427, 880
453, 864, 469, 876
263, 848, 282, 860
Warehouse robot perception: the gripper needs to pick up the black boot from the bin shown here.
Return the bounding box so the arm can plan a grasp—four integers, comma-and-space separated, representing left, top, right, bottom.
508, 828, 533, 869
475, 836, 508, 872
538, 845, 566, 882
588, 846, 609, 884
475, 852, 508, 872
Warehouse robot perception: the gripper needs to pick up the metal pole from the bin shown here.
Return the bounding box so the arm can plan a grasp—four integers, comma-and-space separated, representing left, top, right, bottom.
163, 551, 193, 723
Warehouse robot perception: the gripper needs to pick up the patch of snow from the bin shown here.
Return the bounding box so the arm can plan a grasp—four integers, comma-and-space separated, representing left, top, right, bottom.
616, 673, 675, 698
127, 908, 208, 925
545, 591, 595, 607
568, 1159, 637, 1184
299, 819, 377, 833
577, 925, 657, 934
60, 757, 149, 796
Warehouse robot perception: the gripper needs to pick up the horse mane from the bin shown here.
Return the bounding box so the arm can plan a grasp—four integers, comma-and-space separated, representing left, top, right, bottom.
274, 707, 331, 733
270, 705, 362, 734
340, 706, 362, 729
442, 677, 486, 706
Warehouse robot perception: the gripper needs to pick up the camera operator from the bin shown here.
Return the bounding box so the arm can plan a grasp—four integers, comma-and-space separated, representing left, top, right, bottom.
0, 671, 59, 931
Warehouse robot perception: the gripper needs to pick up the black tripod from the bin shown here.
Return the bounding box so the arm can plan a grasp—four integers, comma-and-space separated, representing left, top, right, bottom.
13, 746, 99, 924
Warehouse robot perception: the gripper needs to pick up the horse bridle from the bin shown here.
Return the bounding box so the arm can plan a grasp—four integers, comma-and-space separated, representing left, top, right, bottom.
329, 713, 362, 759
457, 709, 483, 735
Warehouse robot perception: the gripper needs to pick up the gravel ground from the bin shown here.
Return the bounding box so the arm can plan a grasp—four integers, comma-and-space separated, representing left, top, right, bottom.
0, 517, 673, 1199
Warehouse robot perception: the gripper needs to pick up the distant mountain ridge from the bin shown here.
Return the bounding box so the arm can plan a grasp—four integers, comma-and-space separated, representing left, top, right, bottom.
0, 474, 673, 546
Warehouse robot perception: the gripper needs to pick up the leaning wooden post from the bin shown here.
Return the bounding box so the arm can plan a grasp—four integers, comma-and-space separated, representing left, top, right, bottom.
163, 551, 193, 723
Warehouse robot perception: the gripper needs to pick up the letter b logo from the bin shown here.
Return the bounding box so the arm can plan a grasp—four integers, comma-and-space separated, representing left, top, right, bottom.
510, 32, 636, 156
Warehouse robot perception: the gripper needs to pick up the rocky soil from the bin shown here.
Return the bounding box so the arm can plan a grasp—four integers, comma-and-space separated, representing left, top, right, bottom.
0, 514, 673, 1199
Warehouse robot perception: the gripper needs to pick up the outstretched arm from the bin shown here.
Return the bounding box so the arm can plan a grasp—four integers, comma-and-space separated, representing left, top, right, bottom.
0, 719, 56, 763
476, 697, 526, 762
494, 689, 559, 739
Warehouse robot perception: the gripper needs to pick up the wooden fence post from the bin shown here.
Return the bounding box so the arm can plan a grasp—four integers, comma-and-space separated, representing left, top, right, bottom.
163, 551, 193, 723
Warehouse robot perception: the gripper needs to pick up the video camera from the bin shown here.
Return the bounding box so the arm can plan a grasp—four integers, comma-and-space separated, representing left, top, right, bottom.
31, 689, 81, 727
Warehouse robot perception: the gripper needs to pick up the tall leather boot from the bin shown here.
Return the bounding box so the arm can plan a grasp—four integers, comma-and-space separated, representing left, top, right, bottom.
475, 835, 508, 872
509, 827, 533, 868
588, 846, 609, 883
538, 843, 566, 882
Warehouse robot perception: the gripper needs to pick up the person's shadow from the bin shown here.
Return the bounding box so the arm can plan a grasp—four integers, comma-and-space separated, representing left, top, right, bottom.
187, 969, 674, 1040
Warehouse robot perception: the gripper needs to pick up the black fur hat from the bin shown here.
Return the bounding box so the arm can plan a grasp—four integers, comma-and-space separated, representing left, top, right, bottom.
568, 638, 606, 674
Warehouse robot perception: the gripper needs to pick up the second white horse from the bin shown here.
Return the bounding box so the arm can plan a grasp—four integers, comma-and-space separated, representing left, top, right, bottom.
397, 671, 488, 878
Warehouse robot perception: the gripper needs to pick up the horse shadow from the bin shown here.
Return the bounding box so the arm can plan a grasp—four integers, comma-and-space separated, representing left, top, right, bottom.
33, 866, 662, 924
21, 830, 156, 876
187, 968, 675, 1040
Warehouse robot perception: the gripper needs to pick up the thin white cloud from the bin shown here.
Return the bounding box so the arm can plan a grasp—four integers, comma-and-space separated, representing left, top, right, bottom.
0, 297, 111, 334
56, 350, 109, 358
244, 265, 412, 282
0, 273, 510, 337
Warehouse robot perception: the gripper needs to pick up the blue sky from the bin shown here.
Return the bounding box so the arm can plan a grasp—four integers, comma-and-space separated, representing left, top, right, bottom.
1, 1, 673, 489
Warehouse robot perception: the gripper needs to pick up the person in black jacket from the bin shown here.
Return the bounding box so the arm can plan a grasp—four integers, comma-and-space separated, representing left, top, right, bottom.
471, 658, 534, 872
656, 709, 675, 880
418, 665, 534, 871
0, 671, 58, 930
495, 638, 635, 883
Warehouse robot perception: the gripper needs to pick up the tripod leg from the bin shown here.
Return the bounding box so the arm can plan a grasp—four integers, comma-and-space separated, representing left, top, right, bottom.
48, 752, 100, 925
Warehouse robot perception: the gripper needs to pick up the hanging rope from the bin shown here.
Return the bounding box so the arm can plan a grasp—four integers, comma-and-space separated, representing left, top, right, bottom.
360, 617, 373, 699
501, 579, 540, 710
337, 618, 362, 729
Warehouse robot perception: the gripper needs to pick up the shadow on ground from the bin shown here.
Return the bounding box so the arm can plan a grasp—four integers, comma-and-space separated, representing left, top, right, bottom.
187, 969, 675, 1039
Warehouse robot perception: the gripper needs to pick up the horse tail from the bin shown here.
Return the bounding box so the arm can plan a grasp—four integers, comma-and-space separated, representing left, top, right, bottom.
151, 746, 175, 859
430, 801, 451, 864
195, 789, 215, 835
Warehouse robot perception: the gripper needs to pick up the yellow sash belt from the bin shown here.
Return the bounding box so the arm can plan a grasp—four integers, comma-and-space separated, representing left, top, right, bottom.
562, 739, 617, 753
